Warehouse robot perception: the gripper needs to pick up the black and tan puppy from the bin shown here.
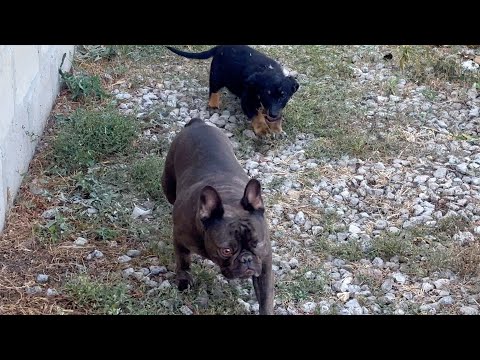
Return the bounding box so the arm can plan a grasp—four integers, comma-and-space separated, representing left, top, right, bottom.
161, 118, 274, 315
165, 45, 299, 137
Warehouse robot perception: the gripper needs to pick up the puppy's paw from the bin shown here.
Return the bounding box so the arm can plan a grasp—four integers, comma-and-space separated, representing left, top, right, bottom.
208, 93, 221, 109
176, 271, 194, 291
251, 111, 271, 137
272, 130, 287, 140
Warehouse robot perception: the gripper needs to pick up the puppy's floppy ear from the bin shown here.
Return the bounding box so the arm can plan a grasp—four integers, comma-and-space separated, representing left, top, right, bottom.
199, 186, 224, 222
246, 73, 260, 89
241, 179, 264, 212
288, 76, 299, 93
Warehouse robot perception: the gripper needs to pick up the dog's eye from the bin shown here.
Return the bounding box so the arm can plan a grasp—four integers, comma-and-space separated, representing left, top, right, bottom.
220, 248, 233, 257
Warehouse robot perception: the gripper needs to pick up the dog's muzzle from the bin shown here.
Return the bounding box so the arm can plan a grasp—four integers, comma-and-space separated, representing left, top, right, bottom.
265, 114, 282, 122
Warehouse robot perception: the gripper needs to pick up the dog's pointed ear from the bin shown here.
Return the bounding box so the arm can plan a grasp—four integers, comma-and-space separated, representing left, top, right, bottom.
241, 179, 264, 212
288, 76, 299, 93
199, 186, 224, 222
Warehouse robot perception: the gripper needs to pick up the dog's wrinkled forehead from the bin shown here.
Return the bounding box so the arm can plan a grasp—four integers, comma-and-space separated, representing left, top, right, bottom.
226, 217, 258, 247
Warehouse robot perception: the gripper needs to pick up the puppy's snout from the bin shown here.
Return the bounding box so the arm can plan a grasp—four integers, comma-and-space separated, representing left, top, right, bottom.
240, 253, 253, 264
268, 110, 280, 119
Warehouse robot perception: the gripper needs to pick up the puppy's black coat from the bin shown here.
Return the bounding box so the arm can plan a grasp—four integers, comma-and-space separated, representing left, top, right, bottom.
165, 45, 299, 136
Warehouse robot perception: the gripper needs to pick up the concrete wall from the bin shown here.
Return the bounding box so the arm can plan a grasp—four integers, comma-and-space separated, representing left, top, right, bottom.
0, 45, 75, 233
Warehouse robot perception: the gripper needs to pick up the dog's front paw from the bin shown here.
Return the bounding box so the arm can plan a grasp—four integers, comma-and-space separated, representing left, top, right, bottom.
250, 110, 272, 137
272, 130, 287, 140
177, 271, 194, 291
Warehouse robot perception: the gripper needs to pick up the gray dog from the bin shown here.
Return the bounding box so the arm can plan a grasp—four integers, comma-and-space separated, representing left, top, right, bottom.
161, 118, 274, 315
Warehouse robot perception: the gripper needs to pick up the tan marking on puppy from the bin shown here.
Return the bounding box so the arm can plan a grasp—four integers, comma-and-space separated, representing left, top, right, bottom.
251, 110, 270, 137
208, 92, 221, 108
266, 117, 283, 134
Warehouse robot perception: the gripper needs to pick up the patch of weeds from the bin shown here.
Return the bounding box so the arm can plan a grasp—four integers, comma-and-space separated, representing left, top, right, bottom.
316, 212, 343, 234
422, 87, 438, 101
386, 76, 399, 96
259, 45, 354, 80
61, 72, 106, 101
130, 156, 165, 201
52, 107, 137, 174
356, 271, 383, 289
306, 133, 370, 159
450, 242, 480, 277
65, 275, 132, 315
268, 176, 285, 190
398, 46, 480, 86
367, 219, 476, 277
112, 45, 168, 61
59, 54, 107, 101
305, 115, 403, 160
315, 237, 365, 261
331, 241, 365, 261
94, 226, 120, 241
188, 266, 244, 315
453, 133, 480, 142
399, 45, 411, 72
369, 232, 415, 260
285, 78, 399, 159
33, 213, 72, 244
136, 131, 170, 156
283, 82, 356, 138
421, 246, 452, 275
435, 215, 471, 243
72, 172, 132, 231
75, 45, 117, 62
148, 237, 174, 266
276, 269, 327, 302
132, 264, 244, 315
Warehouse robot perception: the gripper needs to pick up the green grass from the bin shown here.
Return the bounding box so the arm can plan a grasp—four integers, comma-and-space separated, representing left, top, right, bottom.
61, 72, 106, 101
75, 45, 118, 62
366, 218, 475, 276
276, 268, 327, 302
33, 213, 72, 245
65, 267, 246, 315
254, 46, 363, 149
59, 52, 107, 102
435, 215, 471, 243
311, 215, 476, 277
369, 232, 415, 260
52, 107, 137, 174
261, 46, 401, 160
65, 275, 132, 315
130, 156, 166, 201
398, 46, 480, 87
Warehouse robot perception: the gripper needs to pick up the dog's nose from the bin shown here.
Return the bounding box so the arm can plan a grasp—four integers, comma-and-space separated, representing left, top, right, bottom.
240, 253, 253, 264
268, 111, 279, 119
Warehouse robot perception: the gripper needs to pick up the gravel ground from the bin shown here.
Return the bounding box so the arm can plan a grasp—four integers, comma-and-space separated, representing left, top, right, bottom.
2, 45, 479, 315
110, 45, 480, 315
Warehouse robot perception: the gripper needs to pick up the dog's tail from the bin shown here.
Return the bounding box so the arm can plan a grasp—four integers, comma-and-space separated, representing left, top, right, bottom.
165, 46, 219, 60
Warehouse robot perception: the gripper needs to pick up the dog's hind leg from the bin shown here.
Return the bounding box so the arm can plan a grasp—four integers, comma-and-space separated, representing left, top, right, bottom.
207, 62, 224, 109
161, 148, 177, 205
208, 91, 221, 109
